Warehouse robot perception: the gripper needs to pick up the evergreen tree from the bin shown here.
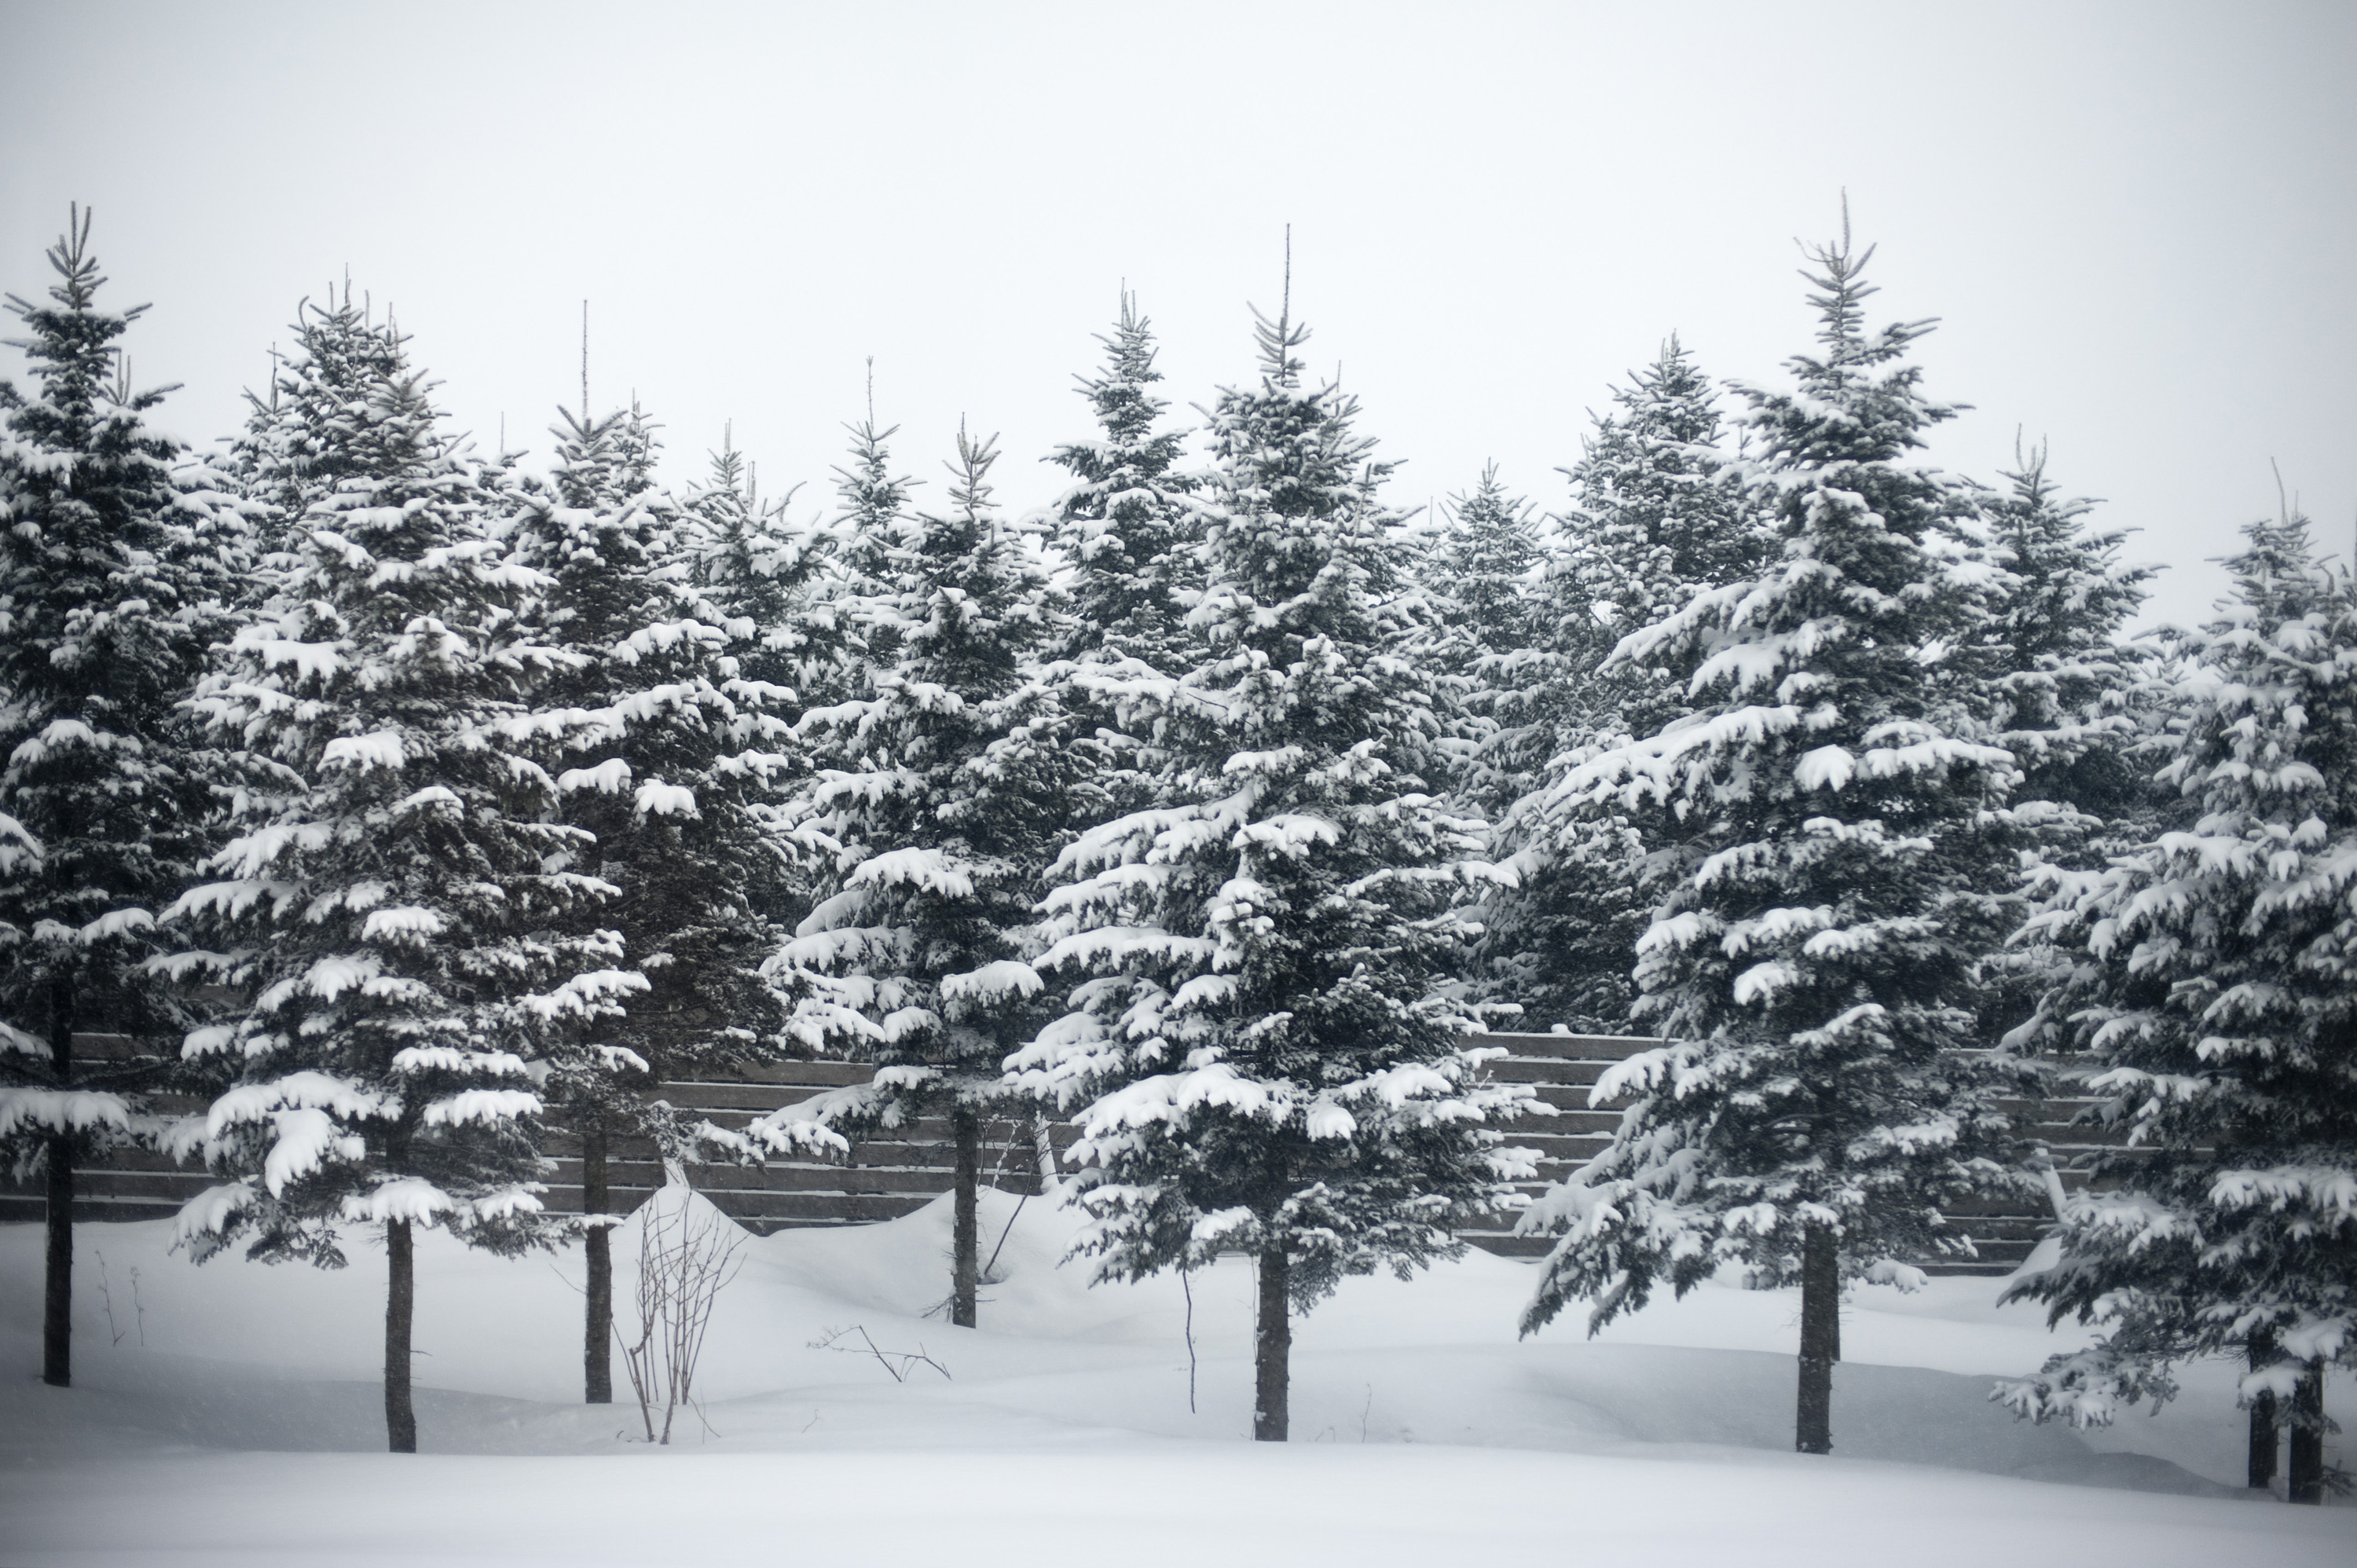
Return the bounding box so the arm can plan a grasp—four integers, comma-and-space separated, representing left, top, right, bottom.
755, 424, 1071, 1327
1972, 444, 2160, 1051
684, 421, 841, 712
1428, 461, 1542, 691
1547, 335, 1755, 736
1996, 512, 2356, 1505
0, 209, 240, 1388
826, 412, 921, 669
1513, 222, 2042, 1456
1478, 338, 1751, 1035
1010, 306, 1536, 1441
1032, 292, 1205, 848
506, 401, 834, 1405
165, 321, 637, 1452
229, 286, 406, 566
1979, 443, 2154, 753
1042, 291, 1201, 672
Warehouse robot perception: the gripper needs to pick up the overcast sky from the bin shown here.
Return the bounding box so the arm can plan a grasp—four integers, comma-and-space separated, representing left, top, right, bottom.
5, 0, 2351, 632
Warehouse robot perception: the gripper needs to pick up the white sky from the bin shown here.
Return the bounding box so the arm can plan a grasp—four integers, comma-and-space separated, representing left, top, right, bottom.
5, 0, 2352, 632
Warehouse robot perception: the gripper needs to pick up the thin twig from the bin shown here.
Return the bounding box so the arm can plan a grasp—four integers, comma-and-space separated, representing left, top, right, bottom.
1182, 1262, 1197, 1415
981, 1192, 1028, 1284
809, 1324, 951, 1382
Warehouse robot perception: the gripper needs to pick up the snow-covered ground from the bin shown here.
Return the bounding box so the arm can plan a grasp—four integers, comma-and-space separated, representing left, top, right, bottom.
2, 1186, 2348, 1566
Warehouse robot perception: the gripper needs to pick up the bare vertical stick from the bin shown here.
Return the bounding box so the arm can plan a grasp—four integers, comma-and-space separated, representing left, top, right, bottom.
1281, 223, 1292, 333
1181, 1262, 1197, 1415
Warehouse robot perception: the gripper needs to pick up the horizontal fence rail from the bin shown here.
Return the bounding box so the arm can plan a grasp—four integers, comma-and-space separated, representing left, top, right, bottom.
3, 1031, 2081, 1274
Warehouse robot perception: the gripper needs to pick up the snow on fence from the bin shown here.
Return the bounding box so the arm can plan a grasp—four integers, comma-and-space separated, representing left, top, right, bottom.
3, 1031, 2085, 1273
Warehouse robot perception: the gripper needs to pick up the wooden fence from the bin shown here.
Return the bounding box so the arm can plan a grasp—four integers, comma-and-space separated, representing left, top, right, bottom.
2, 1031, 2086, 1274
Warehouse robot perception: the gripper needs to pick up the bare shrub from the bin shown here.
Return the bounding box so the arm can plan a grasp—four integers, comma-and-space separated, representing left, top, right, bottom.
617, 1186, 745, 1444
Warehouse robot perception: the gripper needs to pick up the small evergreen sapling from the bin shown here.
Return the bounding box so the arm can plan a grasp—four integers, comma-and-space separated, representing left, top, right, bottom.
1012, 306, 1537, 1440
0, 209, 240, 1388
1513, 222, 2040, 1456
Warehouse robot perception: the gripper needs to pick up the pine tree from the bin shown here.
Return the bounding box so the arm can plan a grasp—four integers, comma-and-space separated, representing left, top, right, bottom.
1475, 339, 1756, 1035
1513, 222, 2042, 1456
684, 421, 840, 710
1031, 292, 1206, 868
1428, 461, 1542, 691
1547, 335, 1754, 736
1042, 291, 1201, 672
1010, 305, 1536, 1440
1995, 512, 2356, 1504
756, 423, 1072, 1327
506, 400, 835, 1405
0, 209, 240, 1388
165, 321, 638, 1453
230, 286, 406, 566
1970, 444, 2159, 1052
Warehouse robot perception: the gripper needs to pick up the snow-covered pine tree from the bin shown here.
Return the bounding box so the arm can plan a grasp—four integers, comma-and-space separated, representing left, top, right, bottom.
1043, 291, 1201, 673
1545, 335, 1754, 735
164, 322, 640, 1453
1995, 511, 2357, 1505
1030, 291, 1204, 863
1010, 304, 1537, 1441
1423, 463, 1544, 844
824, 411, 921, 671
684, 422, 841, 712
1513, 222, 2042, 1456
506, 400, 835, 1405
0, 209, 242, 1388
229, 285, 406, 567
755, 423, 1070, 1328
1970, 444, 2159, 1052
1980, 443, 2156, 759
1429, 461, 1542, 694
1478, 337, 1753, 1035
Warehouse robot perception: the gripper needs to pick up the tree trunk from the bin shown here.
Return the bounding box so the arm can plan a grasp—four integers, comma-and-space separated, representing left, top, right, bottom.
385, 1218, 417, 1453
1032, 1108, 1060, 1191
583, 1119, 612, 1404
951, 1105, 980, 1328
2248, 1329, 2279, 1491
1254, 1243, 1291, 1442
42, 979, 77, 1390
2287, 1361, 2325, 1504
1794, 1222, 1838, 1455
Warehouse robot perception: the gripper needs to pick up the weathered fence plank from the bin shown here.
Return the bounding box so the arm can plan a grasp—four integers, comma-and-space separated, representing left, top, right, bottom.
0, 1031, 2061, 1273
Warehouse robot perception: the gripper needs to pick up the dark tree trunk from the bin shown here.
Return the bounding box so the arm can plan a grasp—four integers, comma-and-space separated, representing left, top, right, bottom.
2248, 1329, 2279, 1491
951, 1106, 980, 1328
2287, 1361, 2325, 1505
1794, 1222, 1839, 1455
583, 1119, 612, 1405
42, 978, 78, 1390
1254, 1243, 1291, 1442
385, 1217, 417, 1453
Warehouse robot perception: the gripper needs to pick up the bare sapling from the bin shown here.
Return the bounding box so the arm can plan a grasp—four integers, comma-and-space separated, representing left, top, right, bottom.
617, 1189, 745, 1444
